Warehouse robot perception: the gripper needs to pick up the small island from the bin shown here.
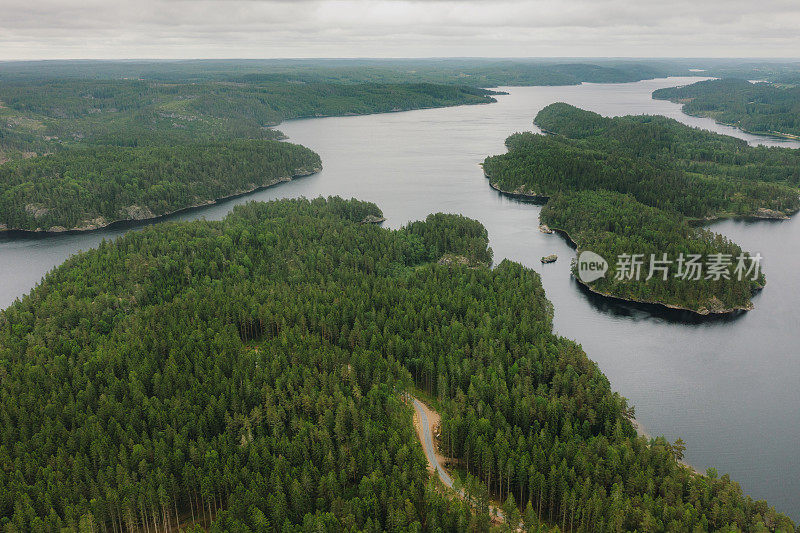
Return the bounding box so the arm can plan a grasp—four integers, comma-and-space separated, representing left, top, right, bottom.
483, 103, 800, 315
541, 254, 557, 263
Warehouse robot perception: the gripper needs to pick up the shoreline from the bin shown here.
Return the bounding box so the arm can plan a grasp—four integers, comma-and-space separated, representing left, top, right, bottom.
281, 96, 500, 124
0, 166, 322, 237
483, 167, 550, 203
486, 178, 759, 317
545, 222, 756, 316
652, 98, 800, 142
630, 417, 704, 476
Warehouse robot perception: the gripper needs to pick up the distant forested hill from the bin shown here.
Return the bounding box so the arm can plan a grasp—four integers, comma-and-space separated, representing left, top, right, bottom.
483, 103, 800, 314
0, 69, 496, 230
0, 197, 793, 531
0, 58, 681, 164
0, 58, 679, 86
0, 79, 496, 160
653, 78, 800, 138
231, 60, 671, 87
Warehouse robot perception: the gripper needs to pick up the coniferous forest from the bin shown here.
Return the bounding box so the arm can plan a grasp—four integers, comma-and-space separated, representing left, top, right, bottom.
653, 78, 800, 138
0, 197, 794, 532
0, 140, 321, 231
483, 103, 800, 313
2, 57, 800, 532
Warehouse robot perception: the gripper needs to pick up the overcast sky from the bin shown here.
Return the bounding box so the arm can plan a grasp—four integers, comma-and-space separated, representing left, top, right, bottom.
2, 0, 800, 60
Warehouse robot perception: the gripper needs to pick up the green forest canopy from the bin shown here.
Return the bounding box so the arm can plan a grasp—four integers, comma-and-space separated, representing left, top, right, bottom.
539, 190, 763, 313
653, 78, 800, 138
0, 139, 321, 231
0, 57, 710, 162
0, 197, 793, 531
482, 103, 800, 313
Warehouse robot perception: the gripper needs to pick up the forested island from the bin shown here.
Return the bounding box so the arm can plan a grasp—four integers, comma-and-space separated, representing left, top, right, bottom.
483, 103, 800, 314
0, 197, 793, 531
653, 78, 800, 139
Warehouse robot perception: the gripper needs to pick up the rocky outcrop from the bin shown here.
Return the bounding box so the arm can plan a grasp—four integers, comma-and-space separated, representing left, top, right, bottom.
360, 214, 386, 225
484, 169, 550, 203
540, 254, 558, 264
696, 296, 754, 315
437, 254, 473, 267
293, 165, 323, 177
539, 224, 554, 234
74, 217, 109, 231
24, 204, 50, 219
753, 208, 790, 220
123, 205, 156, 221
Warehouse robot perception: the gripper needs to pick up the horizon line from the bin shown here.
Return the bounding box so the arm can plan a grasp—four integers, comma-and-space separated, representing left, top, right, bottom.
2, 56, 800, 63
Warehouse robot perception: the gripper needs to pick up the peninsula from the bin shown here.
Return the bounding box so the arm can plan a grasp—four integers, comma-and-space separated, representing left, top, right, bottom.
0, 197, 792, 531
653, 78, 800, 139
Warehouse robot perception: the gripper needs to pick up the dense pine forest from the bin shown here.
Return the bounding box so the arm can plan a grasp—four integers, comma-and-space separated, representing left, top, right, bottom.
0, 139, 321, 231
0, 197, 794, 531
483, 103, 800, 313
653, 78, 800, 138
540, 191, 763, 311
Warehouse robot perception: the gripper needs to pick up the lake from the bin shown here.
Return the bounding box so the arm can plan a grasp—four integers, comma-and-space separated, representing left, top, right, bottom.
2, 77, 799, 519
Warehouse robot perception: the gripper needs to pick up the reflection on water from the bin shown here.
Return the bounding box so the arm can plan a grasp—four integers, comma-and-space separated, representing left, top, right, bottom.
2, 78, 799, 519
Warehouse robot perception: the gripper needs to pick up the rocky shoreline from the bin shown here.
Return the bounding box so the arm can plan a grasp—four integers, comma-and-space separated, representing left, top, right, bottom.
483, 168, 550, 203
486, 179, 759, 317
550, 222, 758, 316
574, 272, 755, 315
0, 165, 322, 235
555, 223, 759, 316
629, 417, 703, 476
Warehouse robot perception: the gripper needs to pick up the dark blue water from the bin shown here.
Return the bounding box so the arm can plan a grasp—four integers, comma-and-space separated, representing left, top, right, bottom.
2, 77, 799, 519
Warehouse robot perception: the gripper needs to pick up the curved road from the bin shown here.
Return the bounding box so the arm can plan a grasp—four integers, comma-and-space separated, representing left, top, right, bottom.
412, 397, 454, 487
410, 396, 506, 523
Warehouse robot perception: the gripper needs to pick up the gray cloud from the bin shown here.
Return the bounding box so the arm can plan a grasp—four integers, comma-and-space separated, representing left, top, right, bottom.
1, 0, 799, 59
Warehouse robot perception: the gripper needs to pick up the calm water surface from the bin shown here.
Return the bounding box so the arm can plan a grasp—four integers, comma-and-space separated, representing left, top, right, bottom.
2, 77, 799, 519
